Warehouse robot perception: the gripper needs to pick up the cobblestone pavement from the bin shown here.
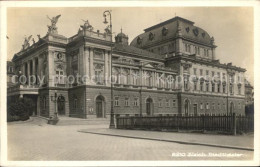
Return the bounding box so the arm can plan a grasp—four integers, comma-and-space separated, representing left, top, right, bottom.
7, 119, 253, 161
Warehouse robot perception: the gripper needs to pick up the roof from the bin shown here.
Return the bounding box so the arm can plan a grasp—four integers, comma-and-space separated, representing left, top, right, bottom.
114, 43, 164, 60
130, 16, 213, 48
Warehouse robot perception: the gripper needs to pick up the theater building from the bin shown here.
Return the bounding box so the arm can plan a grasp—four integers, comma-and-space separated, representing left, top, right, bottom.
7, 16, 246, 119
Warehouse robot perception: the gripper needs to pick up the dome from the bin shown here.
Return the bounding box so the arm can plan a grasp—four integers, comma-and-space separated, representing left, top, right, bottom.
130, 16, 213, 48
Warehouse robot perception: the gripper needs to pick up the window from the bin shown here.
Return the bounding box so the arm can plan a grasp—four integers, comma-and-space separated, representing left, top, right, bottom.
184, 77, 189, 90
223, 84, 226, 93
158, 99, 162, 107
238, 103, 241, 109
200, 103, 203, 109
114, 97, 119, 106
193, 68, 197, 75
212, 103, 215, 110
206, 103, 209, 110
218, 103, 220, 110
134, 98, 139, 106
212, 83, 215, 92
207, 50, 209, 57
55, 69, 65, 84
200, 82, 203, 91
125, 97, 129, 106
230, 84, 233, 94
206, 83, 209, 91
194, 82, 197, 91
198, 47, 200, 55
217, 83, 220, 93
204, 49, 207, 56
166, 99, 170, 107
206, 70, 209, 76
173, 100, 176, 107
200, 69, 203, 76
238, 85, 241, 95
195, 47, 198, 54
212, 71, 215, 77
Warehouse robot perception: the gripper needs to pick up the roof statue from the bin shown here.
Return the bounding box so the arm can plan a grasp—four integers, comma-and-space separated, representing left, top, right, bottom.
81, 19, 93, 31
47, 14, 61, 34
22, 35, 32, 50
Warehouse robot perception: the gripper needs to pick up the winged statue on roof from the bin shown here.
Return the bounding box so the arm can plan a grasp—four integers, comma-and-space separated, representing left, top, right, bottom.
47, 15, 61, 34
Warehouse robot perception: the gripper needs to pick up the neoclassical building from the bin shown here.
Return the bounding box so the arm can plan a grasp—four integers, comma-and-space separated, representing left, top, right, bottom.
7, 16, 246, 118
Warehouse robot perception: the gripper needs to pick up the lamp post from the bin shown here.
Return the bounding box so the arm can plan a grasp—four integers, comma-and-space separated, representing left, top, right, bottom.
51, 90, 58, 119
103, 10, 115, 128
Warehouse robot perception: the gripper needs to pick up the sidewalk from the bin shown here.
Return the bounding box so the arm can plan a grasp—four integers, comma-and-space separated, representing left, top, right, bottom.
78, 128, 254, 151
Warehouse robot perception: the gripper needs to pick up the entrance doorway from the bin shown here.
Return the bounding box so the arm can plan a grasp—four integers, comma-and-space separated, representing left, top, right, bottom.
193, 104, 198, 116
96, 95, 105, 118
146, 98, 153, 115
184, 99, 189, 115
57, 95, 65, 115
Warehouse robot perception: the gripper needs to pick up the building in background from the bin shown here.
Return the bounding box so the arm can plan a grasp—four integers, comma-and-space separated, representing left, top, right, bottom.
7, 16, 246, 119
7, 61, 15, 88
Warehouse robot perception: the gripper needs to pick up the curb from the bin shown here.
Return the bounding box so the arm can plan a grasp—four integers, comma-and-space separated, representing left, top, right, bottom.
78, 130, 254, 151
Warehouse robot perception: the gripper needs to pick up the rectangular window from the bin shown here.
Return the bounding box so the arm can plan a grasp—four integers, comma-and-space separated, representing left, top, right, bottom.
212, 83, 215, 92
173, 100, 176, 107
193, 68, 197, 75
134, 98, 139, 106
206, 70, 209, 76
200, 69, 203, 76
238, 86, 241, 95
125, 98, 129, 106
212, 103, 215, 110
223, 84, 226, 93
212, 71, 215, 77
158, 99, 162, 107
206, 103, 209, 110
217, 84, 220, 93
230, 84, 233, 94
166, 99, 170, 107
200, 103, 203, 109
218, 103, 220, 110
114, 97, 119, 106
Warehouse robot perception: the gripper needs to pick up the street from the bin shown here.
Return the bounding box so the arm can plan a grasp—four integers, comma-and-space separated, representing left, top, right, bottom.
7, 118, 253, 161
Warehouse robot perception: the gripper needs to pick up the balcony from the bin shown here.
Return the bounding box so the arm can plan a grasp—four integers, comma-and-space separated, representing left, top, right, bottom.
7, 84, 39, 96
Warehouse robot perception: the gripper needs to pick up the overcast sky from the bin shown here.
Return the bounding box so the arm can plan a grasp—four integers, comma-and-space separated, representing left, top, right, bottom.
7, 7, 254, 84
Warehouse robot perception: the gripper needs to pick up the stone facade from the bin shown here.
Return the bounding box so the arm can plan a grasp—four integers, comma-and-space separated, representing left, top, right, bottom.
7, 16, 247, 119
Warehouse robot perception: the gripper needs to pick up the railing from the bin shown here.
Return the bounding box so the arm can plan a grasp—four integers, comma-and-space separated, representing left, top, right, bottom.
116, 113, 254, 135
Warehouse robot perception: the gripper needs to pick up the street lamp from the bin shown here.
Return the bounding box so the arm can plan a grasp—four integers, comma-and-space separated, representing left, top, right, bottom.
50, 90, 58, 119
103, 10, 115, 129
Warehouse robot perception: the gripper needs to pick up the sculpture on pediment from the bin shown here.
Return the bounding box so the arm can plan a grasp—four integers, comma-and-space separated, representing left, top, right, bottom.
22, 35, 32, 50
81, 19, 93, 31
47, 14, 61, 34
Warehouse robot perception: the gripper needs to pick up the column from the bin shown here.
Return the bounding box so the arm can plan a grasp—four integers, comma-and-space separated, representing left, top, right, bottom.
89, 47, 94, 82
84, 47, 90, 84
152, 71, 155, 87
104, 50, 109, 85
180, 63, 184, 91
48, 51, 55, 87
27, 61, 30, 85
22, 63, 25, 75
32, 58, 36, 85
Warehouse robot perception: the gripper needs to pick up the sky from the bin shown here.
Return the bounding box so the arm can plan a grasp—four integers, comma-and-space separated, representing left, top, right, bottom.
7, 7, 254, 84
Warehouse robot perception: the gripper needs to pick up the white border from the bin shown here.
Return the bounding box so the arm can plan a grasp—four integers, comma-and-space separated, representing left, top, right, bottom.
1, 1, 260, 166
